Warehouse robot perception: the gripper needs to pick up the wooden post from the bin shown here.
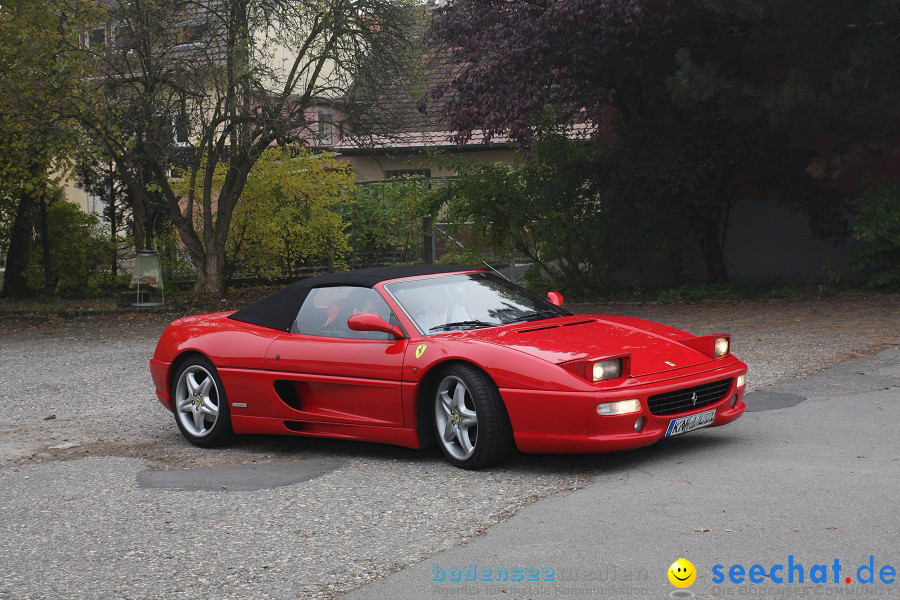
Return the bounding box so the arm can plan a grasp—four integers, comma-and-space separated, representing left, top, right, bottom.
423, 216, 434, 264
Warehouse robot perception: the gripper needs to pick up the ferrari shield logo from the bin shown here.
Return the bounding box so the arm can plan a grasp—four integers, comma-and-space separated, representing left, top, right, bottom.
415, 344, 427, 359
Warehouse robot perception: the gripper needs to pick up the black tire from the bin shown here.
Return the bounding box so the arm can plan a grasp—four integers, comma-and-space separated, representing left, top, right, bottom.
432, 363, 514, 469
171, 355, 235, 448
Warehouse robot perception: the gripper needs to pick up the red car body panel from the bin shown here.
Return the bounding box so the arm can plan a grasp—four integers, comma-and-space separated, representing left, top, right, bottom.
150, 271, 748, 454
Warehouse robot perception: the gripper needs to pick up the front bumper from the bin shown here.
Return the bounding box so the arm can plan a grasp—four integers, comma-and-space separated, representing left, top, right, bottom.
500, 361, 747, 453
149, 358, 173, 411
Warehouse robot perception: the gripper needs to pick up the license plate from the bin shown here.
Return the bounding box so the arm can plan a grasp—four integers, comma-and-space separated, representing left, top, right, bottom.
665, 409, 716, 437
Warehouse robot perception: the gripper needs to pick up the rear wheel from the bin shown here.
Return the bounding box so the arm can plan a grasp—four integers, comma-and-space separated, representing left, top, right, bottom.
433, 364, 513, 469
172, 356, 234, 447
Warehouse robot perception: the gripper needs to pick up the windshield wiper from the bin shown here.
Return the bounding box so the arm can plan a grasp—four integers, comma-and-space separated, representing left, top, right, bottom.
429, 320, 499, 332
506, 310, 560, 325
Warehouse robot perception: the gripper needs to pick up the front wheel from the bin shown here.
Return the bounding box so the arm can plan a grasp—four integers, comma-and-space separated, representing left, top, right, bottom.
433, 364, 513, 469
172, 356, 234, 447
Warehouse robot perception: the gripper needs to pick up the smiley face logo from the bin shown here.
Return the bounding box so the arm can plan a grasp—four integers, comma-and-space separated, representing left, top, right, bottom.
668, 558, 696, 588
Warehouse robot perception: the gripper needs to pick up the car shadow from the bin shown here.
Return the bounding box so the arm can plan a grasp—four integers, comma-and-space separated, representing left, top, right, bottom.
510, 431, 743, 476
223, 428, 744, 478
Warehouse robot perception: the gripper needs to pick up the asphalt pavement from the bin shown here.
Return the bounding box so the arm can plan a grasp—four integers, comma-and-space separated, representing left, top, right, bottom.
0, 302, 897, 599
347, 347, 900, 600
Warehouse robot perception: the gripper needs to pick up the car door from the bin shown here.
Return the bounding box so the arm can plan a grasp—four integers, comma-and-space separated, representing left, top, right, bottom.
264, 285, 408, 427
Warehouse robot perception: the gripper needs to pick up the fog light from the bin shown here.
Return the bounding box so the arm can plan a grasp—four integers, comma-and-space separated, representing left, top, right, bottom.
596, 399, 641, 416
736, 373, 746, 388
714, 337, 730, 357
634, 416, 646, 432
730, 394, 738, 408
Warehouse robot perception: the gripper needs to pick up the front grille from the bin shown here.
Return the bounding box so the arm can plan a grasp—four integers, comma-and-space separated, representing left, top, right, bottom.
647, 379, 733, 416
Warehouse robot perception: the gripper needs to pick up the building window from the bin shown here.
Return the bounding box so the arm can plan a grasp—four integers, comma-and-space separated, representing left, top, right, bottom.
317, 111, 334, 145
384, 169, 431, 179
174, 107, 189, 145
176, 22, 208, 45
87, 26, 107, 48
113, 25, 133, 49
152, 108, 189, 147
86, 193, 103, 217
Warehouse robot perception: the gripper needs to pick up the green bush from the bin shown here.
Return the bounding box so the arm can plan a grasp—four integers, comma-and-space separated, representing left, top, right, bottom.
231, 148, 355, 278
438, 127, 683, 296
852, 182, 900, 289
344, 178, 439, 264
26, 198, 115, 296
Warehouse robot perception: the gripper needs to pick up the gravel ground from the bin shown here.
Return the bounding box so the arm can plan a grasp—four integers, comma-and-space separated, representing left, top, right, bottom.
0, 295, 896, 598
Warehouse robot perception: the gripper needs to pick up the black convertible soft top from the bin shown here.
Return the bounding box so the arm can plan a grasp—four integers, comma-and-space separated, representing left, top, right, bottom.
227, 264, 477, 332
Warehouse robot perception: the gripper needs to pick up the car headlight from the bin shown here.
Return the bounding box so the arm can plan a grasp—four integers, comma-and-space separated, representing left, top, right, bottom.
736, 373, 746, 388
592, 358, 622, 382
597, 399, 641, 416
714, 337, 730, 357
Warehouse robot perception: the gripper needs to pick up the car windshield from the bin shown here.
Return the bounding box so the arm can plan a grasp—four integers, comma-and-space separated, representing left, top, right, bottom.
385, 272, 570, 334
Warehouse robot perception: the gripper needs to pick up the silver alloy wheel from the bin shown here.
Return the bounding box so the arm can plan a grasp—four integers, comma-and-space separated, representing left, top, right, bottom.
435, 375, 478, 460
174, 365, 220, 438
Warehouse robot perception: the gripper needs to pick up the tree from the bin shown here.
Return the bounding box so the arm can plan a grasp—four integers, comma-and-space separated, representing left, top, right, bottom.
427, 0, 717, 145
75, 0, 417, 297
668, 0, 900, 240
0, 0, 85, 297
347, 178, 436, 264
428, 0, 873, 282
175, 146, 355, 283
427, 0, 759, 281
75, 157, 132, 276
851, 182, 900, 289
26, 195, 115, 297
673, 1, 900, 157
441, 126, 681, 294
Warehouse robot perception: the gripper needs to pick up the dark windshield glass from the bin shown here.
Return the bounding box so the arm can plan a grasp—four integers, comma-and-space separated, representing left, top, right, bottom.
385, 272, 569, 334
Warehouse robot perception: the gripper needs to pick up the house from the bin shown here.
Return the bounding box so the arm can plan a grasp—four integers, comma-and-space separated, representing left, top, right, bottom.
62, 1, 519, 223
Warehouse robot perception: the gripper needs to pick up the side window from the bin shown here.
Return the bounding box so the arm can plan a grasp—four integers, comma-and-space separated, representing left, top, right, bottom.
292, 286, 398, 340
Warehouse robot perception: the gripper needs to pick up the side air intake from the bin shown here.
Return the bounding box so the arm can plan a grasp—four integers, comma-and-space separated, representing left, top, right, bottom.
274, 380, 302, 411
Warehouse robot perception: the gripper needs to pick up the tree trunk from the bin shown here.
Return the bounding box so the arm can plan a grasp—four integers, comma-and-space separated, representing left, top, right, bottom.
130, 186, 147, 252
193, 248, 226, 298
2, 179, 40, 298
117, 162, 147, 253
109, 165, 117, 277
39, 196, 53, 294
694, 205, 730, 283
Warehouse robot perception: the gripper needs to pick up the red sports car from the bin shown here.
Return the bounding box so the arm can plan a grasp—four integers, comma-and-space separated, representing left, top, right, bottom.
150, 265, 747, 469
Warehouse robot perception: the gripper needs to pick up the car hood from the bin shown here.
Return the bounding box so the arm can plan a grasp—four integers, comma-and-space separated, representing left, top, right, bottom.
457, 315, 713, 376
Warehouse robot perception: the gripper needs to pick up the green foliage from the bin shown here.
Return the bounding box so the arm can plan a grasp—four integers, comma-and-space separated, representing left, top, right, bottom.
0, 0, 88, 191
852, 183, 900, 289
0, 196, 12, 256
177, 147, 356, 280
681, 0, 900, 146
345, 178, 439, 264
26, 198, 115, 297
440, 128, 682, 295
232, 148, 355, 278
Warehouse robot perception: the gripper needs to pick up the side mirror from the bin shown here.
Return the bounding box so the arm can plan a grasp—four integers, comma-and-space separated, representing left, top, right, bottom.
547, 291, 564, 307
347, 313, 405, 339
